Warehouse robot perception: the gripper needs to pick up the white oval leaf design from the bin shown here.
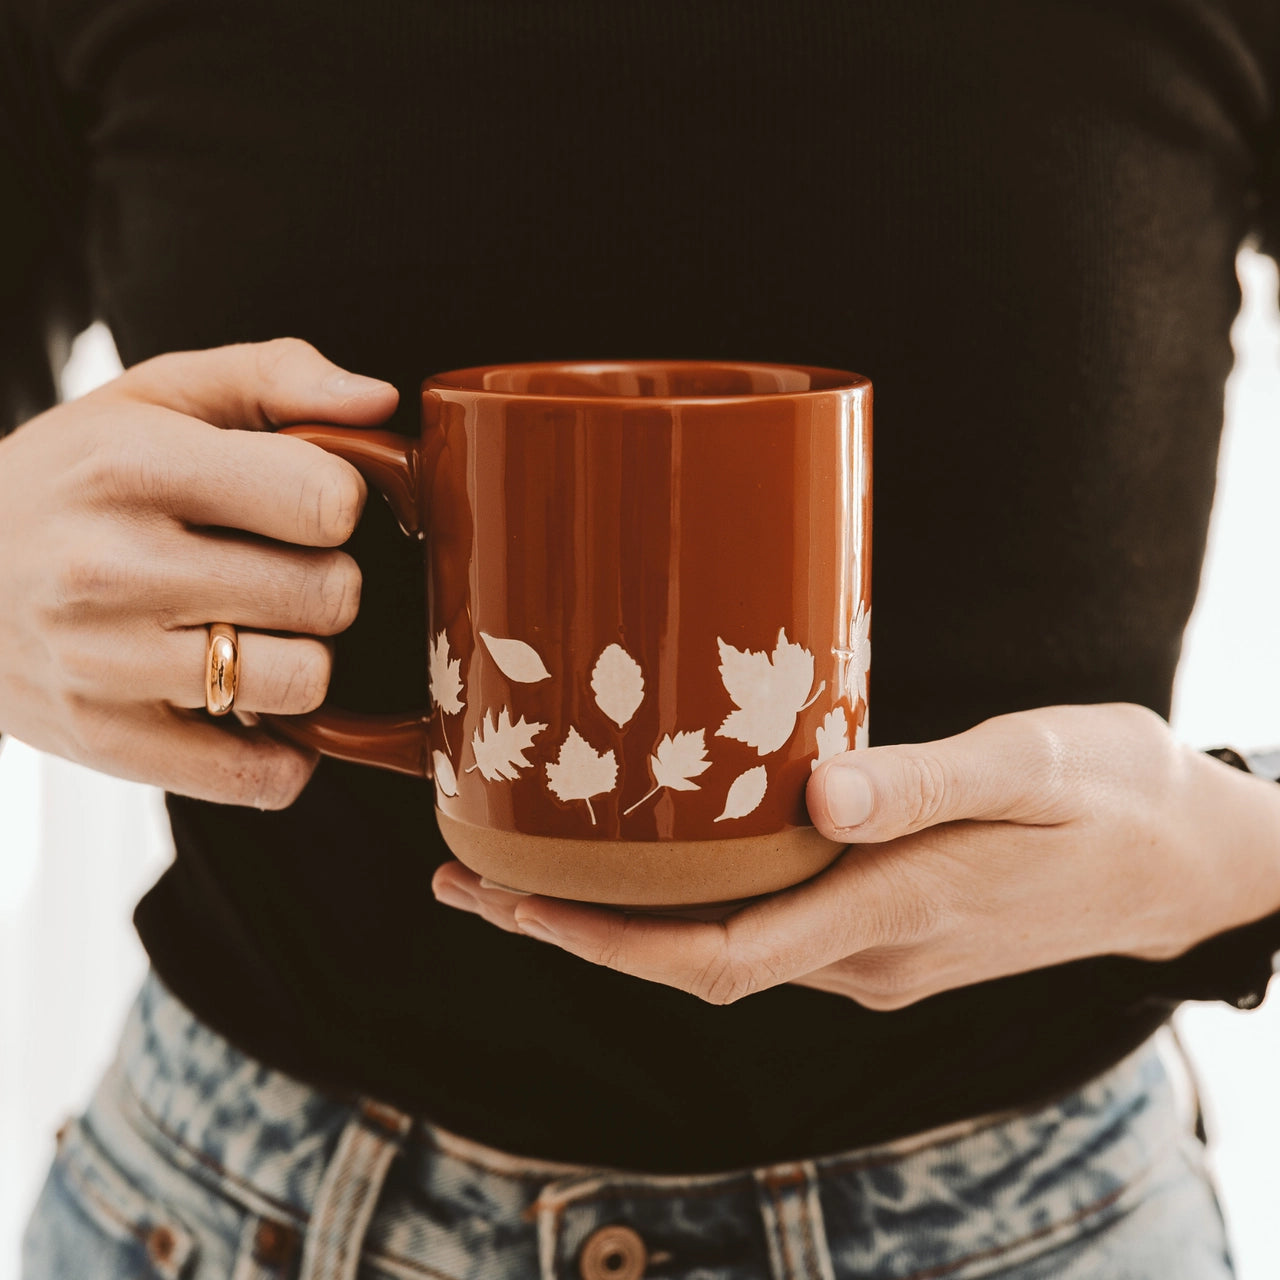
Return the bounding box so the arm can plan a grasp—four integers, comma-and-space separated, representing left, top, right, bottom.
623, 728, 711, 815
714, 765, 768, 822
429, 630, 465, 715
812, 707, 850, 771
716, 628, 822, 756
546, 727, 618, 825
590, 643, 645, 727
480, 632, 551, 683
467, 708, 547, 781
432, 750, 458, 796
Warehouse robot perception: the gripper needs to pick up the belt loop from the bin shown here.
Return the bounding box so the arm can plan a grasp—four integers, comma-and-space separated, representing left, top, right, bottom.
297, 1098, 413, 1280
753, 1161, 837, 1280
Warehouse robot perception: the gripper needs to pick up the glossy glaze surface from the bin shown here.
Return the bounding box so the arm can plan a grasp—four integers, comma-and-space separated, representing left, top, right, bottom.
276, 361, 871, 898
424, 361, 871, 845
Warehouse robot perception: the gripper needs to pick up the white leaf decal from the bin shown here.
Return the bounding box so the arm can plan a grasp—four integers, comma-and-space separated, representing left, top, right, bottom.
433, 750, 458, 796
716, 628, 823, 756
622, 729, 712, 815
480, 632, 551, 683
714, 765, 768, 822
467, 708, 546, 781
812, 707, 850, 771
848, 603, 871, 705
546, 727, 618, 825
855, 713, 870, 751
429, 630, 465, 715
590, 643, 645, 727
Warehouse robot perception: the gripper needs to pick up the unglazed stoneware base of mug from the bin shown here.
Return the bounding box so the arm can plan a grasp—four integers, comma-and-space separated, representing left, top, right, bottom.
435, 809, 848, 906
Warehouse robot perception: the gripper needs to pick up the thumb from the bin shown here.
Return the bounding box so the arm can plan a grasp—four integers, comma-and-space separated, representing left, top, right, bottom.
806, 711, 1072, 843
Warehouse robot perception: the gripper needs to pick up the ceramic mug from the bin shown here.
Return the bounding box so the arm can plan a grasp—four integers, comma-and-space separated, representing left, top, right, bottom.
275, 360, 872, 906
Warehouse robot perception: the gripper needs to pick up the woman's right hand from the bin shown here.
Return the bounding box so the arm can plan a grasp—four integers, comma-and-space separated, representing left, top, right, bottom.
0, 338, 399, 807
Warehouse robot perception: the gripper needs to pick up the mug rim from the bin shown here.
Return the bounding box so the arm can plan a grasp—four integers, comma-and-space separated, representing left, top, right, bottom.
421, 359, 870, 404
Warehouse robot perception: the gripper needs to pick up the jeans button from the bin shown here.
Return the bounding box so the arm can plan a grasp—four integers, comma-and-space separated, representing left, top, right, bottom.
252, 1219, 300, 1269
578, 1224, 647, 1280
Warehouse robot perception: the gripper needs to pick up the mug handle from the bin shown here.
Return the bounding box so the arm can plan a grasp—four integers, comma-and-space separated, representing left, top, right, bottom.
260, 424, 432, 779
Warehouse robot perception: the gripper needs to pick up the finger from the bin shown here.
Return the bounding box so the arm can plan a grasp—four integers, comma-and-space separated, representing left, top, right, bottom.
111, 337, 398, 433
506, 843, 927, 1004
806, 708, 1077, 843
85, 703, 319, 809
157, 627, 336, 716
150, 531, 362, 636
431, 863, 529, 935
96, 405, 368, 547
506, 899, 763, 1003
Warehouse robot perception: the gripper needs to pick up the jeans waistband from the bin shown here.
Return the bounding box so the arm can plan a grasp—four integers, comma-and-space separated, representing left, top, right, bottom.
90, 969, 1184, 1280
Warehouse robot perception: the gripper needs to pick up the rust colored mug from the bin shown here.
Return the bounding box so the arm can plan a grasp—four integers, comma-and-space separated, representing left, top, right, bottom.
276, 360, 871, 906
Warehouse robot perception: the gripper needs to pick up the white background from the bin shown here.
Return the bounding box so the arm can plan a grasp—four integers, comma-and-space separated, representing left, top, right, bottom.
1, 250, 1278, 1277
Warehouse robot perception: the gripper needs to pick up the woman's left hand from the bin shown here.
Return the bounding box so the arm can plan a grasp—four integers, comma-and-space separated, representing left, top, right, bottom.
431, 703, 1280, 1007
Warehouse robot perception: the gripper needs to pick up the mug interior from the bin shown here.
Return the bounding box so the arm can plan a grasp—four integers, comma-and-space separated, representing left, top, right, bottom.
427, 361, 862, 399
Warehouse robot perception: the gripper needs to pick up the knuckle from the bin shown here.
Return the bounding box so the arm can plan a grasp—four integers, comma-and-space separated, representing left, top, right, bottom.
691, 951, 760, 1006
861, 855, 941, 946
86, 425, 179, 514
277, 642, 332, 714
254, 336, 316, 384
897, 752, 950, 828
298, 464, 363, 545
242, 747, 314, 810
52, 546, 127, 611
855, 989, 911, 1012
69, 426, 145, 505
590, 914, 640, 975
1005, 710, 1088, 818
878, 893, 935, 949
851, 949, 923, 1011
314, 555, 362, 632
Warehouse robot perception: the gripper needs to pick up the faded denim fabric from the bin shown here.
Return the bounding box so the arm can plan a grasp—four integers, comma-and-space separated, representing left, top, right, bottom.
23, 970, 1234, 1279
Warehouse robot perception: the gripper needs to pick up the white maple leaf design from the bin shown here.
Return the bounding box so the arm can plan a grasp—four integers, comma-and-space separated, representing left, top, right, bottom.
480, 632, 551, 683
714, 765, 768, 822
429, 631, 465, 716
847, 602, 871, 704
590, 643, 645, 728
811, 707, 850, 771
432, 750, 458, 797
467, 708, 546, 781
715, 628, 823, 756
622, 729, 711, 815
546, 727, 617, 825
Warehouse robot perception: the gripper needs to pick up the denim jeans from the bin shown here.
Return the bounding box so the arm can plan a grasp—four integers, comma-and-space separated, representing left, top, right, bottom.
23, 970, 1234, 1279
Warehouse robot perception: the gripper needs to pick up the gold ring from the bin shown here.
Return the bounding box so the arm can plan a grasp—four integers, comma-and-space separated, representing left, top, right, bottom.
205, 623, 240, 716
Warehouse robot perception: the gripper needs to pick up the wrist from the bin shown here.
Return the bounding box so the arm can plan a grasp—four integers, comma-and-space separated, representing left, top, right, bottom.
1188, 746, 1280, 943
1135, 745, 1280, 1012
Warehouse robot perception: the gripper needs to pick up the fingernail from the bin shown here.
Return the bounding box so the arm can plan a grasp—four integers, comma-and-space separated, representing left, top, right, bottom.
433, 881, 478, 913
515, 913, 563, 945
824, 766, 873, 828
324, 371, 393, 398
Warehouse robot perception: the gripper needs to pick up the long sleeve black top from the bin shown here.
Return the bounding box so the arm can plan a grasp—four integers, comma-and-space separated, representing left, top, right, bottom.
3, 0, 1279, 1171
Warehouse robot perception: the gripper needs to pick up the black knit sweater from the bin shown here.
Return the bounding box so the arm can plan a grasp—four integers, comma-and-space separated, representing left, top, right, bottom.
3, 0, 1278, 1171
